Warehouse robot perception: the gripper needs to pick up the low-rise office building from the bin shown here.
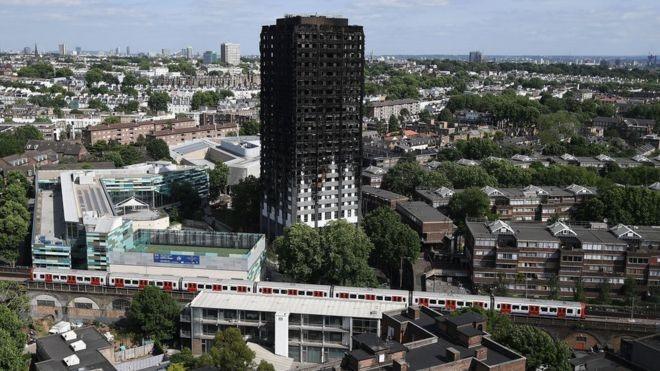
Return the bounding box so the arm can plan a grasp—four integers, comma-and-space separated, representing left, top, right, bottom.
32, 162, 208, 269
181, 291, 407, 364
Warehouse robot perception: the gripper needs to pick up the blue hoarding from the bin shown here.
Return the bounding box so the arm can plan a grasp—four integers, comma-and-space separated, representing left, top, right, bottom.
153, 253, 200, 265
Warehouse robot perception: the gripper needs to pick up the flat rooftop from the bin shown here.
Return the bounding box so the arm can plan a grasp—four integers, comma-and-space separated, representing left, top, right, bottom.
190, 291, 406, 318
33, 187, 68, 245
35, 327, 114, 371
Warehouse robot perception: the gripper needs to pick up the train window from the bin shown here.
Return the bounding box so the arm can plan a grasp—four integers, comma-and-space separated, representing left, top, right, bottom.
414, 298, 418, 303
513, 305, 520, 310
306, 291, 312, 296
230, 286, 236, 291
349, 294, 357, 299
156, 282, 163, 287
205, 285, 212, 289
496, 304, 500, 309
84, 277, 90, 282
376, 296, 383, 300
550, 308, 557, 313
577, 310, 581, 314
358, 294, 365, 299
430, 299, 437, 305
541, 307, 548, 312
458, 301, 464, 306
385, 296, 392, 301
438, 300, 445, 305
132, 280, 138, 284
273, 289, 280, 294
223, 286, 228, 290
521, 306, 528, 311
567, 309, 573, 314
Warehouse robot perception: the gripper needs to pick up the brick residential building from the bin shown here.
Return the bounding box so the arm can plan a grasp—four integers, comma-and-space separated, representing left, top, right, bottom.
396, 201, 454, 247
147, 123, 238, 146
466, 220, 660, 300
82, 118, 197, 145
366, 99, 420, 121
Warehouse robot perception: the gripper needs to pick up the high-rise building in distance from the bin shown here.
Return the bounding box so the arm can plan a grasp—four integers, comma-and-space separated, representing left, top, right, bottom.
185, 46, 193, 59
75, 46, 82, 55
469, 51, 483, 63
202, 51, 218, 64
58, 43, 66, 56
260, 15, 365, 238
126, 46, 130, 56
220, 42, 240, 65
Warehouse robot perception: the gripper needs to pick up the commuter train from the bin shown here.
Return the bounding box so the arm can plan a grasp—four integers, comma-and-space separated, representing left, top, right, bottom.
30, 268, 586, 319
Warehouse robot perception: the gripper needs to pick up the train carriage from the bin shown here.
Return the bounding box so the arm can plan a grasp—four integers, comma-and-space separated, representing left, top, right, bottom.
181, 278, 253, 294
332, 285, 408, 304
494, 297, 585, 319
255, 281, 331, 298
108, 273, 181, 291
412, 292, 491, 311
32, 268, 107, 286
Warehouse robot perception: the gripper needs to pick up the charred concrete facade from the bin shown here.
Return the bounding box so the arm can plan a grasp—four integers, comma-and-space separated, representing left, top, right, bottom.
260, 16, 365, 237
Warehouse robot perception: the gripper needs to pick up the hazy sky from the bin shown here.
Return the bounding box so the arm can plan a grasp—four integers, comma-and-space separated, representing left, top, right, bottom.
1, 0, 658, 55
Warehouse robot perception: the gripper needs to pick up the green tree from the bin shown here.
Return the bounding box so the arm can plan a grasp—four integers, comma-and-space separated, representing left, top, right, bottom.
127, 285, 180, 344
146, 138, 170, 160
206, 327, 255, 370
497, 324, 571, 370
622, 276, 638, 305
388, 114, 400, 133
230, 176, 261, 232
437, 162, 497, 189
256, 360, 276, 371
574, 278, 586, 302
148, 91, 171, 112
363, 207, 420, 282
169, 347, 196, 369
239, 120, 260, 135
208, 163, 230, 200
167, 363, 185, 371
0, 304, 28, 370
322, 220, 377, 287
448, 187, 491, 221
547, 274, 560, 300
170, 181, 202, 219
275, 224, 324, 283
597, 281, 612, 305
381, 160, 450, 197
88, 99, 110, 112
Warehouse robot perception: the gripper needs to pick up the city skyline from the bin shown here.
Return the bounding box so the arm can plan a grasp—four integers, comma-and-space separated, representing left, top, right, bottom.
0, 0, 658, 56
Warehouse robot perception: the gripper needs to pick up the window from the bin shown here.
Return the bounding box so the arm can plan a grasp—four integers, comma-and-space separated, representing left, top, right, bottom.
37, 300, 55, 307
74, 302, 93, 309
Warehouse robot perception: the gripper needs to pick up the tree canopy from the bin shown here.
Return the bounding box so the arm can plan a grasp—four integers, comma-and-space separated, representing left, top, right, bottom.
362, 207, 420, 282
230, 175, 261, 232
145, 138, 170, 160
148, 91, 171, 112
275, 220, 377, 287
127, 285, 180, 344
208, 163, 230, 200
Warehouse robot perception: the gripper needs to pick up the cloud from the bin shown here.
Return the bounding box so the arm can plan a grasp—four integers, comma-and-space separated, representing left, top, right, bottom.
0, 0, 80, 5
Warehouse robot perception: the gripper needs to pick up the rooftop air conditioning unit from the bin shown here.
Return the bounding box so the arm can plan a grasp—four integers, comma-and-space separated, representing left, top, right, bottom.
70, 340, 87, 352
63, 354, 80, 366
61, 330, 77, 341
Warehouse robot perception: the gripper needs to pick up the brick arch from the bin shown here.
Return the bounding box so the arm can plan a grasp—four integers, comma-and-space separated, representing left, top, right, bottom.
30, 293, 65, 320
108, 298, 131, 312
66, 296, 101, 310
563, 331, 605, 351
